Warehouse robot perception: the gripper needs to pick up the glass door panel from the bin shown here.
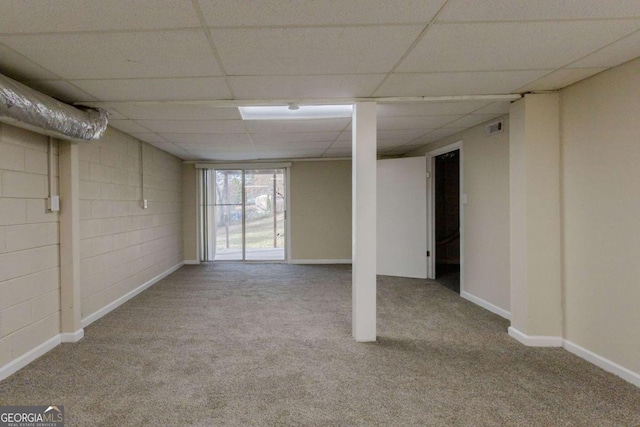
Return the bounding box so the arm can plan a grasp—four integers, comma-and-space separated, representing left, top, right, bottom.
214, 170, 243, 261
244, 169, 285, 261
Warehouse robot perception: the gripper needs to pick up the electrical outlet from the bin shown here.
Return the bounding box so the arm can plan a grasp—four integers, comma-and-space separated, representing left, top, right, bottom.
142, 199, 148, 209
47, 195, 60, 212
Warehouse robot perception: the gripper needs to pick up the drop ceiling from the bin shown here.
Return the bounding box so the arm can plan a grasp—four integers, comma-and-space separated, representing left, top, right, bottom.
1, 0, 640, 161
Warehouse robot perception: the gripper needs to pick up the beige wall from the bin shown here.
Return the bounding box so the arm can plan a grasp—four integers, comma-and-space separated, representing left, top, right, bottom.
78, 128, 183, 318
509, 94, 563, 338
560, 58, 640, 374
290, 160, 352, 261
182, 164, 198, 262
407, 116, 511, 313
0, 124, 60, 367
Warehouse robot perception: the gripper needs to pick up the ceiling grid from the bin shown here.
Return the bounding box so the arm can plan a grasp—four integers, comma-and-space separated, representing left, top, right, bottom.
1, 0, 639, 160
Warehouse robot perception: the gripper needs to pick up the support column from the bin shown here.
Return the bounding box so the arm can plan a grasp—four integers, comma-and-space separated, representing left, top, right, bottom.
59, 141, 83, 342
352, 102, 377, 342
509, 93, 563, 346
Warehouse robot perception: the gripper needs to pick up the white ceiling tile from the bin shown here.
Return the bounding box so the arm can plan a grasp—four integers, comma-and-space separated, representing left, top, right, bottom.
103, 108, 127, 120
128, 133, 168, 144
176, 140, 254, 151
145, 142, 190, 159
378, 129, 429, 141
468, 101, 512, 115
329, 139, 352, 149
439, 0, 640, 21
412, 128, 465, 145
245, 119, 350, 134
162, 133, 250, 145
379, 147, 406, 155
443, 114, 503, 128
375, 70, 550, 97
253, 140, 334, 150
108, 120, 152, 134
398, 21, 640, 72
400, 143, 430, 152
71, 77, 231, 101
250, 132, 340, 145
1, 30, 222, 79
0, 43, 59, 80
337, 131, 352, 141
20, 80, 97, 103
378, 140, 413, 148
377, 101, 493, 116
230, 74, 385, 99
137, 120, 246, 134
200, 0, 446, 26
568, 30, 640, 68
331, 129, 426, 148
106, 104, 240, 120
185, 151, 257, 161
378, 115, 461, 130
212, 26, 423, 75
324, 148, 352, 158
255, 149, 327, 159
516, 68, 607, 92
0, 0, 200, 33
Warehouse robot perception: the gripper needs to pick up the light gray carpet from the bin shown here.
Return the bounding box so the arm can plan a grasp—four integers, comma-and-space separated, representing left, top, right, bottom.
1, 263, 639, 426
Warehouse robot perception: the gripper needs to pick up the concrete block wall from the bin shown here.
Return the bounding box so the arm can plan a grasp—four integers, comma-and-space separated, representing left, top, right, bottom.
0, 124, 60, 367
78, 128, 183, 319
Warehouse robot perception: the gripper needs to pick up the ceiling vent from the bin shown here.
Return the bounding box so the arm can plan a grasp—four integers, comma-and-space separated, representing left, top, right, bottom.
485, 120, 504, 136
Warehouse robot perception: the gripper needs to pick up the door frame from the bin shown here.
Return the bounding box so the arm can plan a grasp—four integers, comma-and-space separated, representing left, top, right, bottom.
426, 141, 464, 294
198, 163, 291, 262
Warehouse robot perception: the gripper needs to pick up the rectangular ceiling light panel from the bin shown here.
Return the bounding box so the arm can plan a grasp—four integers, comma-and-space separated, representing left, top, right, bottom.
239, 105, 353, 120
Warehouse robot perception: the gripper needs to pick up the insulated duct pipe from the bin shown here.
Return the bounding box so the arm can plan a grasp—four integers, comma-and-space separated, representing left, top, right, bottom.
0, 73, 108, 141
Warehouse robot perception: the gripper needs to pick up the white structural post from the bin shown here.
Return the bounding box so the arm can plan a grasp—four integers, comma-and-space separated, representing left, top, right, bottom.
352, 102, 377, 342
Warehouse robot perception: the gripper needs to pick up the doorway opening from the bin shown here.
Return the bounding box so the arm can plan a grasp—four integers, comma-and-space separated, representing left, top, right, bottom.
432, 148, 461, 293
201, 168, 287, 262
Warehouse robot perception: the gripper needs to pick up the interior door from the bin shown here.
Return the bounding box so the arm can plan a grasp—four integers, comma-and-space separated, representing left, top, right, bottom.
376, 157, 427, 278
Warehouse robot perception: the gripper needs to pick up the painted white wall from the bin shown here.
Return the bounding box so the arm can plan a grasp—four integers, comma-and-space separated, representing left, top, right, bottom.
377, 157, 427, 279
0, 124, 61, 370
560, 57, 640, 376
78, 128, 184, 320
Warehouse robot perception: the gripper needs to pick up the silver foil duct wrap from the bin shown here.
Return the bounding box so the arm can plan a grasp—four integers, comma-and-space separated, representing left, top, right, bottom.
0, 73, 108, 141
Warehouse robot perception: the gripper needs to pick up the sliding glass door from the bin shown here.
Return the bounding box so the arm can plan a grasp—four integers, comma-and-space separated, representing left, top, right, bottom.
202, 168, 286, 261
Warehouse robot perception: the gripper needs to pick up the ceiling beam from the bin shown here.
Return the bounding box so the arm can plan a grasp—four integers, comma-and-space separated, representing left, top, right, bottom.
76, 94, 522, 109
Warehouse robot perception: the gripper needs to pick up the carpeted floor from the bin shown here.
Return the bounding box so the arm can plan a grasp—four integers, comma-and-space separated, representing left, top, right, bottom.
1, 263, 639, 426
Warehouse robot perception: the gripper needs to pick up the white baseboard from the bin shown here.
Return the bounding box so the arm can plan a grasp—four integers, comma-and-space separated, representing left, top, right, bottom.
461, 291, 511, 320
0, 263, 184, 382
0, 335, 61, 381
508, 326, 563, 347
564, 340, 640, 388
60, 329, 84, 343
81, 262, 184, 328
289, 259, 352, 264
183, 260, 200, 265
